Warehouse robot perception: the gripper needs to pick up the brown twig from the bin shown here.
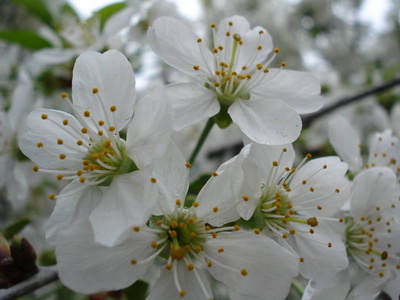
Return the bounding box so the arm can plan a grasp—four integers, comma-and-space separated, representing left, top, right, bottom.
302, 77, 400, 126
0, 266, 58, 300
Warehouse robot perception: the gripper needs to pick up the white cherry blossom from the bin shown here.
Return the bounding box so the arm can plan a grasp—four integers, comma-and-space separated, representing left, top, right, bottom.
56, 142, 299, 299
148, 15, 324, 145
19, 50, 172, 247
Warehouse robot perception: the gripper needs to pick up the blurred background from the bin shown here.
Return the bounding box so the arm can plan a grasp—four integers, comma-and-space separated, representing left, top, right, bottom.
0, 0, 399, 299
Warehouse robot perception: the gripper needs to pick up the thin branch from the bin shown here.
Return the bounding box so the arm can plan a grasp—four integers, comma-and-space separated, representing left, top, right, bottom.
0, 266, 58, 300
303, 77, 400, 126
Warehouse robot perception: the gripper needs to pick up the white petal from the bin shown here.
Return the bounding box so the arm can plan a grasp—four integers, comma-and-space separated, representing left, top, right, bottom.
215, 16, 273, 72
45, 179, 101, 245
391, 102, 400, 137
164, 83, 220, 131
302, 269, 350, 300
328, 116, 362, 173
252, 69, 324, 114
289, 222, 348, 288
196, 153, 242, 226
72, 50, 136, 131
229, 97, 301, 145
19, 108, 86, 169
148, 16, 214, 77
57, 219, 158, 294
205, 232, 298, 300
347, 270, 395, 300
147, 261, 212, 300
290, 156, 350, 217
350, 167, 397, 220
367, 129, 400, 170
126, 87, 173, 169
90, 170, 157, 247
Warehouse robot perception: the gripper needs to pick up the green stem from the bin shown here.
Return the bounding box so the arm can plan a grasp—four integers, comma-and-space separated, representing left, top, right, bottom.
188, 118, 215, 165
291, 279, 305, 297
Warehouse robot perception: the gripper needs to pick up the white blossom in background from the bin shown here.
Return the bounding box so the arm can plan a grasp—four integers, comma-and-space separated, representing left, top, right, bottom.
55, 142, 299, 299
328, 115, 400, 175
148, 15, 324, 145
213, 142, 350, 288
303, 167, 400, 300
19, 50, 173, 247
0, 70, 38, 209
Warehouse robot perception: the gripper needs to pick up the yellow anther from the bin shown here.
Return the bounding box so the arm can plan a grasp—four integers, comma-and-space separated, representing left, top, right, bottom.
33, 165, 39, 172
156, 220, 163, 226
197, 38, 202, 43
82, 160, 90, 166
190, 232, 196, 238
188, 218, 194, 224
98, 120, 104, 126
180, 223, 187, 229
214, 82, 220, 88
76, 170, 83, 176
165, 263, 172, 270
290, 229, 296, 235
185, 162, 192, 168
309, 229, 314, 234
280, 62, 286, 67
272, 161, 278, 166
81, 128, 88, 134
228, 21, 233, 26
48, 194, 55, 200
208, 261, 212, 267
130, 259, 137, 265
56, 139, 63, 145
133, 227, 140, 232
257, 45, 262, 50
212, 232, 217, 238
171, 221, 178, 228
274, 48, 280, 53
57, 174, 64, 180
151, 177, 157, 183
37, 142, 43, 148
179, 290, 186, 297
84, 111, 90, 117
187, 264, 194, 271
339, 218, 344, 223
300, 257, 304, 262
263, 68, 269, 73
193, 65, 199, 71
242, 195, 249, 202
317, 206, 322, 210
212, 172, 218, 177
213, 207, 219, 213
241, 269, 248, 276
328, 242, 332, 248
151, 242, 158, 248
307, 217, 318, 227
41, 114, 48, 120
98, 130, 103, 136
108, 126, 116, 132
376, 206, 380, 211
369, 265, 373, 269
63, 120, 68, 125
61, 93, 68, 99
110, 106, 117, 112
282, 233, 287, 238
218, 248, 224, 253
59, 154, 66, 160
254, 228, 261, 235
309, 187, 314, 192
210, 23, 216, 28
306, 154, 312, 158
234, 225, 240, 231
92, 88, 99, 94
233, 33, 241, 41
169, 230, 177, 238
259, 30, 264, 34
379, 272, 384, 277
205, 225, 211, 231
176, 199, 181, 205
79, 177, 86, 183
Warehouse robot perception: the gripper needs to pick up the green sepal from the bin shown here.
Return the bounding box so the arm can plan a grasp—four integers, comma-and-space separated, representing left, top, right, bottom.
213, 103, 232, 129
237, 207, 265, 230
2, 218, 31, 240
123, 280, 149, 300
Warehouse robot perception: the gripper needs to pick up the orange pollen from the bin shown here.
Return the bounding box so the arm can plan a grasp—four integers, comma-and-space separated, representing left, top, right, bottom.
165, 264, 172, 270
37, 142, 43, 148
195, 246, 202, 253
241, 269, 248, 276
328, 243, 332, 248
254, 228, 261, 235
110, 106, 117, 112
57, 175, 64, 180
61, 93, 68, 99
185, 162, 192, 168
242, 195, 249, 201
187, 264, 194, 271
81, 128, 88, 134
133, 227, 140, 232
176, 199, 181, 206
300, 257, 304, 262
59, 154, 66, 159
151, 177, 157, 183
92, 88, 99, 94
84, 111, 90, 117
48, 194, 56, 200
212, 172, 218, 177
63, 120, 68, 125
218, 248, 224, 253
33, 165, 39, 172
130, 259, 137, 265
151, 242, 158, 248
213, 207, 219, 213
79, 177, 86, 183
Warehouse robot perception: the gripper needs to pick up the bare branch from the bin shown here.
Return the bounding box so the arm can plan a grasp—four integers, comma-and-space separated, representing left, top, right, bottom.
302, 77, 400, 126
0, 266, 58, 300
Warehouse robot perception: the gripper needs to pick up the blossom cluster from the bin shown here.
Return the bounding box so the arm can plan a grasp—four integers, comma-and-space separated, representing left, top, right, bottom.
1, 6, 400, 300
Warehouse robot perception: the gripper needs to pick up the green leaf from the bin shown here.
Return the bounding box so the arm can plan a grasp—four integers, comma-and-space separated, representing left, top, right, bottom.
188, 173, 212, 196
0, 30, 52, 50
123, 280, 149, 300
12, 0, 54, 28
2, 218, 31, 240
91, 2, 126, 30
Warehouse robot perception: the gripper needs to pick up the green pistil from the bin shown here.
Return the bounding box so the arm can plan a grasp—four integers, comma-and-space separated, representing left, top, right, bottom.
227, 37, 240, 77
